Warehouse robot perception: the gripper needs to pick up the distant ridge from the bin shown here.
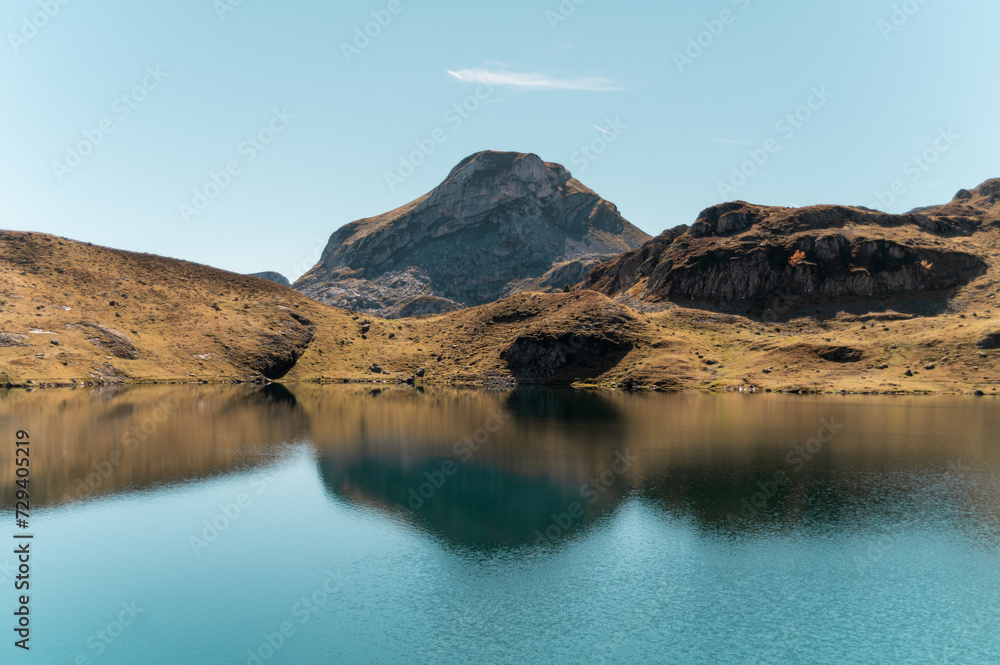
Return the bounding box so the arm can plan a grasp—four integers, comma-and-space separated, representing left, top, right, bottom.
586, 178, 1000, 315
249, 271, 291, 287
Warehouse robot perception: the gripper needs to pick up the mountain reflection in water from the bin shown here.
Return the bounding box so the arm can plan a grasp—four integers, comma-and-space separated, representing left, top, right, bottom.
2, 385, 998, 555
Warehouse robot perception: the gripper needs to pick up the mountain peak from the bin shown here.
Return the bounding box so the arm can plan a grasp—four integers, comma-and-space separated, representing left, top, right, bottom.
444, 150, 568, 183
428, 151, 581, 209
448, 150, 540, 173
294, 152, 650, 317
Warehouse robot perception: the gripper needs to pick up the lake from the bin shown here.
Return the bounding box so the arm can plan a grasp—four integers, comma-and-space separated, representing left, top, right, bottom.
1, 385, 998, 664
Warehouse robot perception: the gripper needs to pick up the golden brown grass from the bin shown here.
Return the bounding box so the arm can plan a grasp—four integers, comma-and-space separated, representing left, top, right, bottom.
1, 229, 998, 395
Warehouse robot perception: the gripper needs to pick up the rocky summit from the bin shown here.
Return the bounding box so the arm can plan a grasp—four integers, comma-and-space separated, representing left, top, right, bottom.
293, 151, 650, 317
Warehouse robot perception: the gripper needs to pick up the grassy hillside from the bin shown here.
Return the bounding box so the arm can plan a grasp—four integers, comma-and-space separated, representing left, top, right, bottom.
1, 229, 998, 395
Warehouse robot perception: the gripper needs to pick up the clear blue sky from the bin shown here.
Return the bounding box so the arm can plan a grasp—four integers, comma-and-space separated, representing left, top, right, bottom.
2, 0, 998, 281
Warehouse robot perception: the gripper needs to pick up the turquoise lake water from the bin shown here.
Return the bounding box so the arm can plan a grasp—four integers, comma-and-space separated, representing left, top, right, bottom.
1, 386, 998, 664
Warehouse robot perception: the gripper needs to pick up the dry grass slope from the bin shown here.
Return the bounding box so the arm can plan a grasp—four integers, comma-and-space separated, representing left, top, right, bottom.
2, 221, 999, 395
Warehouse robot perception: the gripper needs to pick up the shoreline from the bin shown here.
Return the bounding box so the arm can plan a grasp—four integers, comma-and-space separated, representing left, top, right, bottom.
3, 376, 996, 397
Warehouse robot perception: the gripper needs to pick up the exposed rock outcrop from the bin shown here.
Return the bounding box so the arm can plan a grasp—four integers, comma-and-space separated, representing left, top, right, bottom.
812, 346, 864, 363
226, 307, 317, 380
491, 293, 642, 384
503, 256, 607, 296
502, 331, 634, 384
70, 322, 140, 359
0, 332, 28, 347
586, 180, 1000, 315
383, 294, 465, 318
294, 151, 650, 317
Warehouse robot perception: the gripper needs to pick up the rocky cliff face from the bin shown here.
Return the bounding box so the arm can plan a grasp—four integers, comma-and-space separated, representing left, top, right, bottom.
586, 180, 999, 316
294, 151, 650, 317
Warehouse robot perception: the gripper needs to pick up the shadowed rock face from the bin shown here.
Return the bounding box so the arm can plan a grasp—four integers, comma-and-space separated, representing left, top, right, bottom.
223, 306, 316, 380
585, 180, 999, 315
502, 330, 634, 384
294, 151, 650, 317
813, 346, 864, 363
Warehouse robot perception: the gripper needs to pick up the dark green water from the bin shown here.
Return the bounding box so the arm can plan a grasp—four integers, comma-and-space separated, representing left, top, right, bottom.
1, 386, 998, 664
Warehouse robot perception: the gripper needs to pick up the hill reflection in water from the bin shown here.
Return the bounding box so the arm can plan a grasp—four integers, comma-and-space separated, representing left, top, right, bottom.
2, 385, 998, 552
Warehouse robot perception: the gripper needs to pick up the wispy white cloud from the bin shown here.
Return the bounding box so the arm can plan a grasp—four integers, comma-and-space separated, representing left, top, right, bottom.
590, 124, 618, 138
447, 67, 618, 92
